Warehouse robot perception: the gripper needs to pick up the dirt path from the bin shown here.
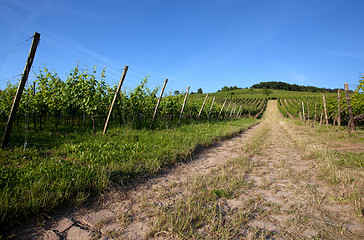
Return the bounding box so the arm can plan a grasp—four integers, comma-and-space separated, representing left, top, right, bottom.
15, 100, 363, 239
240, 101, 363, 239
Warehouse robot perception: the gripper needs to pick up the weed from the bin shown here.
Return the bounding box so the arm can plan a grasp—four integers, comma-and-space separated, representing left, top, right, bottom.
116, 211, 132, 227
212, 189, 232, 199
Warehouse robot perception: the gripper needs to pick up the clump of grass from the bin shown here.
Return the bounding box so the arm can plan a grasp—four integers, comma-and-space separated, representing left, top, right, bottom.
117, 211, 132, 227
332, 151, 364, 169
0, 118, 257, 233
243, 123, 269, 155
212, 189, 233, 199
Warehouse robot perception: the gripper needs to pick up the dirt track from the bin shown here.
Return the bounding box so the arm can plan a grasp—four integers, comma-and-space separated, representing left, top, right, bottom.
14, 100, 363, 239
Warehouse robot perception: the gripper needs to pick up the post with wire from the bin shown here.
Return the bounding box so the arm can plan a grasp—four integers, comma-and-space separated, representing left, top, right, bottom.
150, 78, 168, 129
1, 32, 40, 148
178, 86, 190, 126
103, 65, 129, 135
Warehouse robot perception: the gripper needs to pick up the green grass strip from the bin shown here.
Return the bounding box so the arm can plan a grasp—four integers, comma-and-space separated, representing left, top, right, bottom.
0, 118, 257, 232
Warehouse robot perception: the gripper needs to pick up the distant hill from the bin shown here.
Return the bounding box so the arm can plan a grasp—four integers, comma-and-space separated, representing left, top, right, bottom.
251, 81, 338, 93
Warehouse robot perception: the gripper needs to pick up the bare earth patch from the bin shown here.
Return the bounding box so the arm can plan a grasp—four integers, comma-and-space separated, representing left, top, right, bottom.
9, 101, 364, 239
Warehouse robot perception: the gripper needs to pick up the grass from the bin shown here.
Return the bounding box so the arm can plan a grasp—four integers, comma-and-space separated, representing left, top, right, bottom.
243, 122, 269, 156
0, 117, 257, 233
149, 157, 255, 239
333, 151, 364, 169
282, 119, 364, 217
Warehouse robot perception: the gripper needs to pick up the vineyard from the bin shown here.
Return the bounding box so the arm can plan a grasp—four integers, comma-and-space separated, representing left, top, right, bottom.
276, 76, 364, 131
1, 62, 363, 234
0, 65, 268, 147
0, 63, 268, 233
0, 33, 363, 235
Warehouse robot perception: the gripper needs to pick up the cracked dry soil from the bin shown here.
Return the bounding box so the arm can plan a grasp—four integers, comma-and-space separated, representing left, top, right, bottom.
12, 100, 363, 239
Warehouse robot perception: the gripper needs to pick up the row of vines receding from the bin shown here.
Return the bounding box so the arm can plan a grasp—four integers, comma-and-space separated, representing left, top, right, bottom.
0, 64, 268, 147
277, 75, 364, 129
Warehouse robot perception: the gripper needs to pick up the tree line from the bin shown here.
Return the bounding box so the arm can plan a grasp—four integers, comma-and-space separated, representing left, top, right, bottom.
251, 81, 343, 93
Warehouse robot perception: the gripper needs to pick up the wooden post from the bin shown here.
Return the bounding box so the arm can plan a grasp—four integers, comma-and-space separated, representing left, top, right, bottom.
320, 111, 323, 126
313, 102, 317, 126
237, 105, 242, 117
33, 81, 36, 130
229, 104, 235, 117
344, 83, 355, 132
208, 96, 215, 119
1, 32, 40, 148
323, 94, 329, 126
103, 65, 128, 134
302, 102, 305, 122
298, 103, 302, 121
306, 101, 310, 123
217, 99, 227, 121
178, 86, 190, 126
224, 101, 231, 118
150, 79, 168, 129
197, 93, 208, 120
332, 118, 336, 132
337, 89, 341, 127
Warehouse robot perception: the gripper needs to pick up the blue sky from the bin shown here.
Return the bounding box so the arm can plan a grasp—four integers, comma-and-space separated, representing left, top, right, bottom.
0, 0, 363, 93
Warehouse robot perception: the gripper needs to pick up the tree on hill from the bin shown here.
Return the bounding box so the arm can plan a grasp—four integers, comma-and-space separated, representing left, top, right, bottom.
220, 86, 242, 92
221, 86, 229, 92
248, 87, 257, 93
262, 87, 272, 97
197, 88, 203, 94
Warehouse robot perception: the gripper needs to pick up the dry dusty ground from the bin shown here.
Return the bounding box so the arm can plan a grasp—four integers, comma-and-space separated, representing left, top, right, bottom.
11, 100, 363, 239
